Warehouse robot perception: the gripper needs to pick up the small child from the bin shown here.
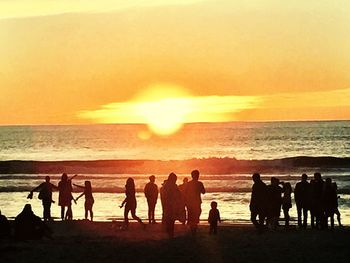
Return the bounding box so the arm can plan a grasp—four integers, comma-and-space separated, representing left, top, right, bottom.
74, 181, 94, 221
208, 201, 221, 235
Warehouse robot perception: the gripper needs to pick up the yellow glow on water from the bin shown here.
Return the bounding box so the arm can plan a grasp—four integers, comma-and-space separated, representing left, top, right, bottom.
78, 84, 261, 136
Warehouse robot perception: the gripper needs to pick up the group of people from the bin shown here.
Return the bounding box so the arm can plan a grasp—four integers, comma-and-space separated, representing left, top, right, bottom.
1, 170, 217, 239
250, 172, 342, 230
119, 170, 211, 237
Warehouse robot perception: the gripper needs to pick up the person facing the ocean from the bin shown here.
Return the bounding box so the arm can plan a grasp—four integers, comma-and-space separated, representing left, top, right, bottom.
294, 173, 310, 228
250, 173, 267, 229
208, 201, 221, 235
74, 181, 95, 221
184, 170, 205, 236
266, 177, 282, 229
178, 177, 189, 225
281, 182, 292, 227
120, 177, 145, 229
322, 178, 337, 229
332, 182, 343, 227
14, 204, 52, 240
161, 172, 184, 238
144, 175, 158, 224
27, 176, 58, 221
58, 173, 76, 221
313, 172, 325, 229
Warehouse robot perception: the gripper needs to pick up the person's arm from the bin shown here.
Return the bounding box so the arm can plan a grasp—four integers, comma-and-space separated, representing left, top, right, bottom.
73, 183, 85, 189
50, 183, 59, 190
201, 182, 206, 194
218, 210, 221, 223
27, 183, 43, 199
120, 198, 127, 208
75, 192, 85, 201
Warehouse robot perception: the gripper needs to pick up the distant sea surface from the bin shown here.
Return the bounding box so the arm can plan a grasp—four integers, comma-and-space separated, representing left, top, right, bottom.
1, 121, 349, 224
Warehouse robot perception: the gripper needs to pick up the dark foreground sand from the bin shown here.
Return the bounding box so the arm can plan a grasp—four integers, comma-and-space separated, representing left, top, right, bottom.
1, 221, 349, 263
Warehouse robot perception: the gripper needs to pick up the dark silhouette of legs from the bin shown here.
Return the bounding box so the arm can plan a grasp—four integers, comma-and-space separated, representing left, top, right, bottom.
283, 208, 290, 227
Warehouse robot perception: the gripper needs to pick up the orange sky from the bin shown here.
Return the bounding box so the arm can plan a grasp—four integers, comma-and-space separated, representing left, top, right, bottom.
0, 0, 350, 125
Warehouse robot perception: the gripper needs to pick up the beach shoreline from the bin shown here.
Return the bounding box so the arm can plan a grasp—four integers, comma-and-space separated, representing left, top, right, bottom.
2, 221, 350, 263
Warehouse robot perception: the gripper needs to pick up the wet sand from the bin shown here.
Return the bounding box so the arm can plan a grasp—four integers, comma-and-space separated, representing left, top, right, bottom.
1, 221, 350, 263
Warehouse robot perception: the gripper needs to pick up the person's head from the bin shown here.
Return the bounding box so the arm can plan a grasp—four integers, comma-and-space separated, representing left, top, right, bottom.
271, 177, 279, 186
61, 173, 68, 182
211, 201, 218, 209
149, 175, 155, 183
191, 170, 200, 181
168, 172, 177, 184
314, 172, 322, 181
22, 204, 33, 215
301, 173, 308, 182
126, 178, 135, 189
252, 173, 260, 183
45, 176, 50, 183
325, 178, 332, 185
85, 181, 92, 191
183, 177, 188, 184
284, 182, 292, 192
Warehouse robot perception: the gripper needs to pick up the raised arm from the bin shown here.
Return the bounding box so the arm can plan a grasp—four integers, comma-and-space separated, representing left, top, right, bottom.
75, 192, 85, 201
73, 183, 85, 189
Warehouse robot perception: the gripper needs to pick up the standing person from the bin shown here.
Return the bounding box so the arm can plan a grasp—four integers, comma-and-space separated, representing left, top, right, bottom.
266, 177, 282, 229
144, 175, 158, 224
332, 182, 343, 227
185, 170, 205, 236
208, 201, 221, 235
74, 181, 94, 221
27, 176, 58, 221
120, 178, 145, 229
58, 173, 75, 221
313, 172, 325, 229
322, 178, 337, 229
250, 173, 267, 229
161, 173, 183, 238
178, 177, 189, 225
294, 173, 311, 228
281, 182, 292, 227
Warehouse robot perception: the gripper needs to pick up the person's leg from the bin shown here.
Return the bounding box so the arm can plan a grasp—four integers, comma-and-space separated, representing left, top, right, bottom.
283, 208, 289, 227
150, 202, 156, 223
124, 207, 130, 228
302, 208, 308, 228
296, 205, 302, 227
251, 210, 259, 227
131, 208, 144, 225
61, 206, 65, 220
330, 213, 334, 229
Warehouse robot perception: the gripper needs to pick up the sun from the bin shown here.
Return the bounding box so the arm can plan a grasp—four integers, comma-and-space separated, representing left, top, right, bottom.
133, 84, 192, 136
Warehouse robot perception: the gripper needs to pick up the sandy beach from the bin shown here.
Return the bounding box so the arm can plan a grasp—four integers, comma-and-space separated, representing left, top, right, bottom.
1, 221, 350, 263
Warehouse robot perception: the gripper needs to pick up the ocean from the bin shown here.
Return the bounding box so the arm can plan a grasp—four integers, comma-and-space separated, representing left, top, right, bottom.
0, 121, 349, 224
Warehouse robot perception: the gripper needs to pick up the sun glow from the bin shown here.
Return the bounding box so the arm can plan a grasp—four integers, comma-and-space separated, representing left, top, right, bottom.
78, 84, 261, 136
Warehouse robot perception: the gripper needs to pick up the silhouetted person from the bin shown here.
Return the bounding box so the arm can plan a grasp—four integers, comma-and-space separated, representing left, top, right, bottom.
144, 175, 158, 224
266, 177, 282, 229
58, 173, 76, 221
294, 173, 310, 228
160, 180, 167, 224
313, 172, 325, 229
185, 170, 205, 236
208, 201, 221, 235
309, 179, 316, 228
120, 178, 145, 229
14, 204, 52, 240
322, 178, 337, 229
27, 176, 58, 221
281, 182, 292, 227
332, 182, 343, 227
0, 210, 11, 238
250, 173, 267, 229
75, 181, 94, 221
161, 173, 183, 238
178, 177, 189, 225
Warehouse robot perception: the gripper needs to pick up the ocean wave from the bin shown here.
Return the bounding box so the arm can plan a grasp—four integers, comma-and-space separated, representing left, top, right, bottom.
2, 186, 350, 195
1, 156, 350, 175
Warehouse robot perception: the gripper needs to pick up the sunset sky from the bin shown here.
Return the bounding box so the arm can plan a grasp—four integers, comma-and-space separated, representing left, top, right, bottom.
1, 0, 350, 127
